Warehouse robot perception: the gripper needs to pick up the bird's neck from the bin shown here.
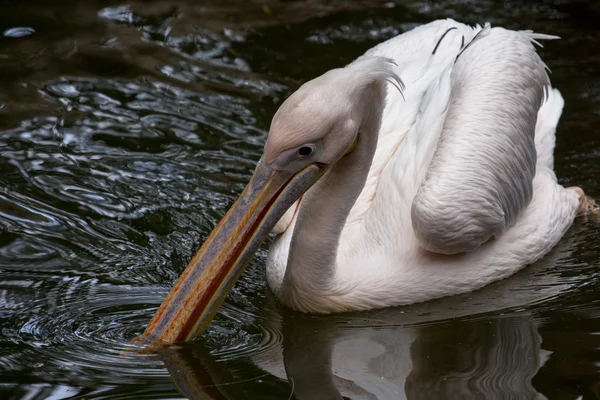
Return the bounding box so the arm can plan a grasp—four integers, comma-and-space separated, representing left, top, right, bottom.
279, 83, 386, 311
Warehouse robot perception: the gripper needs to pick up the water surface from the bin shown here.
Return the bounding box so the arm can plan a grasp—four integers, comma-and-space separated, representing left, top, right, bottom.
1, 0, 600, 399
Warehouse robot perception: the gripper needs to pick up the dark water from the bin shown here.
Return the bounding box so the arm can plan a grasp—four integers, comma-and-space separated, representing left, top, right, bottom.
1, 0, 600, 399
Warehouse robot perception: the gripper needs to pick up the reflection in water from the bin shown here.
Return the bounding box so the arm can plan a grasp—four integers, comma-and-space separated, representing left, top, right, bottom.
161, 226, 599, 399
164, 309, 549, 399
159, 346, 235, 400
0, 0, 599, 398
406, 317, 545, 399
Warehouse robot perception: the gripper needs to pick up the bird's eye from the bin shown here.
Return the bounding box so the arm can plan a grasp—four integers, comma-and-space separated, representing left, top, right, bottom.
298, 146, 314, 157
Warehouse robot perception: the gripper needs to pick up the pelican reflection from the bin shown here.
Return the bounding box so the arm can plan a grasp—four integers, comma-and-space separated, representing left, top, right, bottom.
158, 226, 592, 399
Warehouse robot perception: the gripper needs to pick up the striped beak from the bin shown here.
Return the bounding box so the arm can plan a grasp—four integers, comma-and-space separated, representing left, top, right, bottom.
136, 160, 326, 347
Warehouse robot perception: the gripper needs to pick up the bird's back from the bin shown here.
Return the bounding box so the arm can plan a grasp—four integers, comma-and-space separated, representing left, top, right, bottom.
340, 19, 565, 258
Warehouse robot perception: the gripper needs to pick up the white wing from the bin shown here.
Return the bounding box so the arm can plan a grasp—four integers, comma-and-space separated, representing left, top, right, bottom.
411, 25, 552, 255
343, 19, 565, 255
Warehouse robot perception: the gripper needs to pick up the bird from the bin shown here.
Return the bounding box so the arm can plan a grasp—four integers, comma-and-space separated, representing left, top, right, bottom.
137, 18, 591, 346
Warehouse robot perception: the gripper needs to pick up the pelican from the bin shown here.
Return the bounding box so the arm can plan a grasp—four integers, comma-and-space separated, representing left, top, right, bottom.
138, 19, 591, 346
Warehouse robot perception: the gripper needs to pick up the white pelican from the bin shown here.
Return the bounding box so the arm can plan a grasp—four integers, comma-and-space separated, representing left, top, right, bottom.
138, 19, 590, 346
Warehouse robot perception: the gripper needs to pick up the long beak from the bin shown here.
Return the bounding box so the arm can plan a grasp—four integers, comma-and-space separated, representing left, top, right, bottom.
135, 160, 326, 347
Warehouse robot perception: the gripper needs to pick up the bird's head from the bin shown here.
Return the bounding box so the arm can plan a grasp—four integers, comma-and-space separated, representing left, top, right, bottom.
264, 57, 401, 172
264, 71, 361, 171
